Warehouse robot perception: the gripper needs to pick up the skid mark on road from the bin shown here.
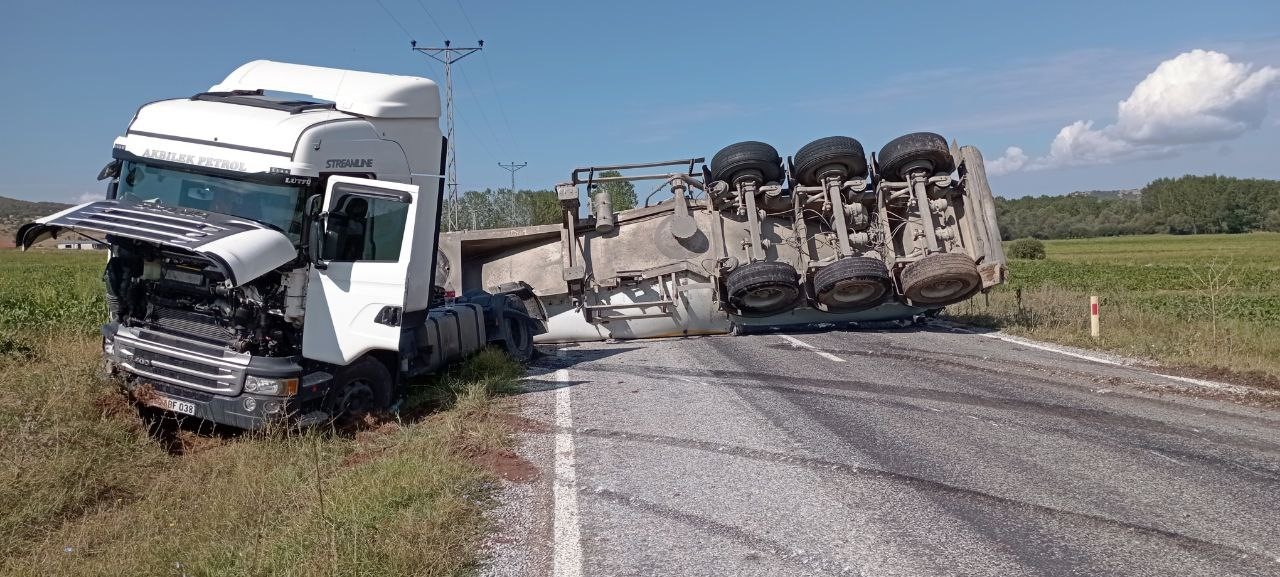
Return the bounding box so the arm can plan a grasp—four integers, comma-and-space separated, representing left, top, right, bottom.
582, 361, 1280, 457
571, 426, 1270, 564
553, 369, 583, 577
590, 487, 861, 576
780, 334, 845, 362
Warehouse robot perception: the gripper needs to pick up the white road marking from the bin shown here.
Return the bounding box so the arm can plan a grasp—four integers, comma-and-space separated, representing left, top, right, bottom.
552, 369, 583, 577
779, 334, 845, 362
978, 332, 1252, 392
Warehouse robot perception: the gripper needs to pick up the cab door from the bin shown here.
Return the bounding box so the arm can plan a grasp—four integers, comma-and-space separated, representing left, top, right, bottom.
303, 176, 419, 365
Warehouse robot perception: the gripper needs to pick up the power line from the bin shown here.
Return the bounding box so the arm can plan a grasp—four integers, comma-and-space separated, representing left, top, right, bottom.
371, 0, 415, 41
456, 65, 509, 159
454, 108, 499, 164
412, 0, 448, 38
453, 0, 482, 38
451, 0, 520, 155
414, 41, 484, 231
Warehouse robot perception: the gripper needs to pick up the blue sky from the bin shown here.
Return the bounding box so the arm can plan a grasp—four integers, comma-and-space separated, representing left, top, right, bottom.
3, 0, 1279, 204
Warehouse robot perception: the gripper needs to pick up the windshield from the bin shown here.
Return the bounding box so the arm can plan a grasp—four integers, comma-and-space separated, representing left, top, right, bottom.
117, 161, 307, 242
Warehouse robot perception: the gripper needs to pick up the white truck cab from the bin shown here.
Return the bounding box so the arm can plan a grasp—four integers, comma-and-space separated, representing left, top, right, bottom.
19, 61, 542, 428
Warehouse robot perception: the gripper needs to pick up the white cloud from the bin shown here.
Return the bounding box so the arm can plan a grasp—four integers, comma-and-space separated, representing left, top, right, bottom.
986, 146, 1028, 176
1115, 50, 1279, 143
999, 50, 1280, 174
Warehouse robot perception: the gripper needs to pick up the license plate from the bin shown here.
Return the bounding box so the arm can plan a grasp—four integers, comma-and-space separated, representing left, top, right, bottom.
144, 395, 197, 416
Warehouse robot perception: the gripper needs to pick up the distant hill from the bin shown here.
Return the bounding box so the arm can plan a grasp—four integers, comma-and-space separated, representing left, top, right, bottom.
0, 196, 73, 247
1065, 189, 1141, 200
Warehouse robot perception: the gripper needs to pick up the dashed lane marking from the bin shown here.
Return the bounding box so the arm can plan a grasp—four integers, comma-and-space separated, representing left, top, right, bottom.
779, 334, 846, 362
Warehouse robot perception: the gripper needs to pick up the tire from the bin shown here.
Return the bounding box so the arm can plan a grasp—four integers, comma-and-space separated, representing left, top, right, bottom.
710, 141, 783, 186
877, 132, 954, 180
900, 252, 982, 306
499, 296, 535, 363
724, 261, 801, 316
812, 257, 891, 311
793, 136, 868, 186
327, 357, 392, 419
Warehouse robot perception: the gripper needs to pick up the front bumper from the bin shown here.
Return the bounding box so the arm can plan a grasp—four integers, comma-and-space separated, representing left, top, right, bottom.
103, 323, 332, 430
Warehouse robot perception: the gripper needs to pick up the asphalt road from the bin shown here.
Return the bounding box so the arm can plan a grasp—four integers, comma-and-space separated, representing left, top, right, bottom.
482, 325, 1280, 577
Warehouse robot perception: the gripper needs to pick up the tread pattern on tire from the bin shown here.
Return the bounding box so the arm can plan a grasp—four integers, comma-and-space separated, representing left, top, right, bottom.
793, 136, 869, 186
877, 132, 954, 180
724, 260, 800, 316
813, 256, 891, 310
710, 141, 783, 185
900, 252, 982, 306
500, 295, 535, 363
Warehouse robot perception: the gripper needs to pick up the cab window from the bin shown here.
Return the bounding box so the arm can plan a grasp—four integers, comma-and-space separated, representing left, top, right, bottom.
322, 193, 408, 262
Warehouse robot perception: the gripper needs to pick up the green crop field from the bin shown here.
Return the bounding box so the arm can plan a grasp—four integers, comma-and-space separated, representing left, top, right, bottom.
0, 249, 523, 576
948, 232, 1280, 386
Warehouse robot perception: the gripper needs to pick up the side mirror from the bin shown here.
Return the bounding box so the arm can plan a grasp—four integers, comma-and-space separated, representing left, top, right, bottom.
97, 159, 122, 181
303, 195, 327, 269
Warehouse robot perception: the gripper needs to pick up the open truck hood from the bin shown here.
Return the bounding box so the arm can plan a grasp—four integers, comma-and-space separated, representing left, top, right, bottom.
16, 200, 297, 286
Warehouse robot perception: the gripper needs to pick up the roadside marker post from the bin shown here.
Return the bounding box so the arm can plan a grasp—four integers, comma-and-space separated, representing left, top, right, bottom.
1090, 296, 1100, 339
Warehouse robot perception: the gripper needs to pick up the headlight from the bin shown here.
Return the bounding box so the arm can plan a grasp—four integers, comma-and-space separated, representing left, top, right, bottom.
243, 376, 299, 396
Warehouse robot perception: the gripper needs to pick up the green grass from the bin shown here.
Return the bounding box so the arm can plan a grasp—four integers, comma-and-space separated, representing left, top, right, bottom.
0, 250, 107, 341
947, 232, 1280, 384
0, 249, 527, 576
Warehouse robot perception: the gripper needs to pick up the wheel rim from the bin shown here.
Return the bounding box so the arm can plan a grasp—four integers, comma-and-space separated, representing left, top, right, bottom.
742, 286, 786, 309
827, 279, 882, 304
337, 380, 375, 414
918, 278, 966, 301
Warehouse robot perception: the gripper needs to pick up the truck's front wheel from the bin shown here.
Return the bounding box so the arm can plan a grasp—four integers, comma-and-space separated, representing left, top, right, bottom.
327, 358, 392, 421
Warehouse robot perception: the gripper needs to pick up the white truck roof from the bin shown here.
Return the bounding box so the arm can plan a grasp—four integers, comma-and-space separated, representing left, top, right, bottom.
210, 60, 440, 119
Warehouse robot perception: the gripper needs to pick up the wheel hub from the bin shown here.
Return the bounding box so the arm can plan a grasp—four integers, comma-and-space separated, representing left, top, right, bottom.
742, 285, 789, 309
828, 280, 880, 304
919, 278, 966, 300
336, 380, 375, 413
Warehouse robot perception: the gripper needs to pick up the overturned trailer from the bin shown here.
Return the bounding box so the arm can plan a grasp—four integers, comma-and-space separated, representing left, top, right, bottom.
440, 133, 1007, 342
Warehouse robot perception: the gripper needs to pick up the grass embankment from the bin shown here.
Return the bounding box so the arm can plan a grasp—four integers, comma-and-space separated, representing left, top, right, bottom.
947, 233, 1280, 386
0, 249, 526, 576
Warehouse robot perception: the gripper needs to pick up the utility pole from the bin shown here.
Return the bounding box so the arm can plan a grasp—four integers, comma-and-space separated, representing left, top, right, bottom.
412, 39, 483, 230
498, 161, 527, 193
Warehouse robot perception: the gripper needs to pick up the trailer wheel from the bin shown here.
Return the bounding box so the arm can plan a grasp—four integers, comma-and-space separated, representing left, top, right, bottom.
501, 314, 535, 363
877, 132, 954, 180
900, 252, 982, 306
328, 357, 392, 420
793, 136, 868, 186
710, 141, 783, 186
813, 257, 891, 311
725, 261, 801, 316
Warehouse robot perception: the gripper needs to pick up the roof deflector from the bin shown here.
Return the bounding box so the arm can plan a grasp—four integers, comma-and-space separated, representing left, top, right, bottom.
209, 60, 441, 119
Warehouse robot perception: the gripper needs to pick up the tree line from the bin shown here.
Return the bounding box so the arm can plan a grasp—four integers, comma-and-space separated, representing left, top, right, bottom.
995, 175, 1280, 240
442, 170, 637, 232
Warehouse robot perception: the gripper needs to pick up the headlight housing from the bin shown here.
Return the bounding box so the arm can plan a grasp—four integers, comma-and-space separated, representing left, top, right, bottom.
243, 376, 299, 396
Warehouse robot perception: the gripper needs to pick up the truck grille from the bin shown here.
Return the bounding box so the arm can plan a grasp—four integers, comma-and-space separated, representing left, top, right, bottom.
131, 348, 234, 391
148, 306, 235, 344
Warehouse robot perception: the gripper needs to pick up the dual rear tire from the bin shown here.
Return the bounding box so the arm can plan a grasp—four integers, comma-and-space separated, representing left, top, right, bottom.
900, 252, 982, 306
723, 261, 801, 316
812, 257, 891, 311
